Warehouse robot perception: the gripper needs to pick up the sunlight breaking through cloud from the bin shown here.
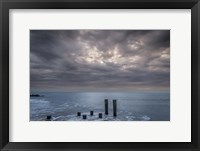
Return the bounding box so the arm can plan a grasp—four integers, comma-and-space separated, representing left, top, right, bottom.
30, 30, 170, 92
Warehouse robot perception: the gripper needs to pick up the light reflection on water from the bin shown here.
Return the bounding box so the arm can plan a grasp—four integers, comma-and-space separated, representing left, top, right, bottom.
30, 92, 170, 121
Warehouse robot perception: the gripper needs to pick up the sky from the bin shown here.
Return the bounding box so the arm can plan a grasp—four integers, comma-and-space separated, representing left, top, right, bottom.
30, 30, 170, 92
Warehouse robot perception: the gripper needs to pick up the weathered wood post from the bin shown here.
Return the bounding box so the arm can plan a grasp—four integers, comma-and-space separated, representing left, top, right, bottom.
90, 111, 94, 116
77, 112, 81, 116
105, 99, 108, 115
99, 113, 103, 118
46, 115, 52, 120
113, 100, 117, 117
82, 114, 87, 119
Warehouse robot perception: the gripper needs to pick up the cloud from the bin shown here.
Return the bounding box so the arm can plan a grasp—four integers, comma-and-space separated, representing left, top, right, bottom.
30, 30, 170, 92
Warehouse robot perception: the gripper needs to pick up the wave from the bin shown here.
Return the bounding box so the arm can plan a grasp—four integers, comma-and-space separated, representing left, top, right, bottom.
30, 98, 49, 104
40, 111, 151, 121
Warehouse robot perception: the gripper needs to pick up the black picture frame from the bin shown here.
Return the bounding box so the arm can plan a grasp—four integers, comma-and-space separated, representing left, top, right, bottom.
0, 0, 199, 151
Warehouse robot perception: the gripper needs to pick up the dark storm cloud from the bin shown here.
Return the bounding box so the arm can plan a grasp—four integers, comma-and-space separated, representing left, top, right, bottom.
30, 30, 170, 92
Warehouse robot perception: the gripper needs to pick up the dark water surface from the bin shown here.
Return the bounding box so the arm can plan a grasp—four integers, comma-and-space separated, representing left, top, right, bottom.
30, 92, 170, 121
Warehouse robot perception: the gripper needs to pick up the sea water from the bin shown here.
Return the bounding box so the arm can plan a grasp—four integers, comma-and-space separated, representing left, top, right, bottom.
30, 92, 170, 121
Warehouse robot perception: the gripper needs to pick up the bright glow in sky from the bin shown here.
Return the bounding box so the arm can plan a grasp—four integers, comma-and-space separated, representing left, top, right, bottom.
30, 30, 170, 92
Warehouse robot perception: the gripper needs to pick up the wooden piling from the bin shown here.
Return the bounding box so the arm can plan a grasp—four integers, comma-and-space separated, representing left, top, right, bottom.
82, 115, 87, 119
90, 111, 94, 116
46, 115, 52, 120
77, 112, 81, 116
99, 113, 103, 118
113, 100, 117, 117
105, 99, 108, 115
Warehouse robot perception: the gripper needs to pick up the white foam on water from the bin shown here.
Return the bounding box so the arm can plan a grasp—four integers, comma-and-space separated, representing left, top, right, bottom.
30, 98, 49, 104
46, 111, 151, 121
140, 115, 151, 121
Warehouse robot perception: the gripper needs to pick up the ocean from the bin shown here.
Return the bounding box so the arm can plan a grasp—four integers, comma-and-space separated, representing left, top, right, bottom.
30, 92, 170, 121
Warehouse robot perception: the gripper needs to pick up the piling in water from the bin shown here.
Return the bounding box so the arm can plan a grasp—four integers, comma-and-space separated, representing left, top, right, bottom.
105, 99, 108, 115
99, 113, 103, 118
82, 115, 87, 119
90, 111, 94, 116
77, 112, 81, 116
113, 100, 117, 117
46, 115, 52, 120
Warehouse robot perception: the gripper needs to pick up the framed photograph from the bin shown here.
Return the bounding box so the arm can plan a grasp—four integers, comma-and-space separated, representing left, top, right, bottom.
0, 0, 199, 150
